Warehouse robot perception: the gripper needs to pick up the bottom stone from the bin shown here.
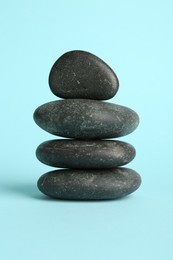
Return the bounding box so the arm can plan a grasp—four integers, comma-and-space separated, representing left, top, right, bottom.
37, 168, 141, 200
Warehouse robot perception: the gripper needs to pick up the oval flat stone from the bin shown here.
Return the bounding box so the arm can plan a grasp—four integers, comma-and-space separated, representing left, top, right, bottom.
49, 50, 119, 100
37, 168, 141, 200
36, 139, 136, 168
33, 99, 139, 139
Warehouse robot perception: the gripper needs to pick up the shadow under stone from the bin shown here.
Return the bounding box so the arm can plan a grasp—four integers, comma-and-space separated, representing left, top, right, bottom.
1, 181, 39, 199
0, 181, 133, 203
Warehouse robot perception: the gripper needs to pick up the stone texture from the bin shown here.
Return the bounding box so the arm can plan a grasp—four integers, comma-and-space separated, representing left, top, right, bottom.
49, 50, 119, 100
37, 168, 141, 200
36, 139, 136, 168
33, 99, 139, 139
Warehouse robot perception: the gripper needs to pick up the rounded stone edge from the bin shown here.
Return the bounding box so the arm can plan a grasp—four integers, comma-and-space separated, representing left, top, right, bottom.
35, 139, 136, 168
48, 50, 119, 100
37, 168, 142, 200
33, 99, 140, 139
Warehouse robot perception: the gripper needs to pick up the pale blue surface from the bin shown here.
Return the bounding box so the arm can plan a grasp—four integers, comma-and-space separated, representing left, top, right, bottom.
0, 1, 173, 259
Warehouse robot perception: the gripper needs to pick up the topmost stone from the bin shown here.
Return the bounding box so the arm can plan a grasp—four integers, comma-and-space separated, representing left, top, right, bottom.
49, 50, 119, 100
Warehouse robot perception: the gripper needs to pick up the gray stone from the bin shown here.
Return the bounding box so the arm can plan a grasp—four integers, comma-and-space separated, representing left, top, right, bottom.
37, 168, 141, 200
49, 50, 119, 100
33, 99, 139, 139
36, 139, 136, 168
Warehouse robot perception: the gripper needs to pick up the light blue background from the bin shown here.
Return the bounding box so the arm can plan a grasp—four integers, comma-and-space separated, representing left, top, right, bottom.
0, 0, 173, 259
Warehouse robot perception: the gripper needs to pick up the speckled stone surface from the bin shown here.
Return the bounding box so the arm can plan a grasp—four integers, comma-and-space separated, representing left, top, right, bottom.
49, 50, 119, 100
37, 168, 141, 200
36, 139, 136, 168
33, 99, 139, 139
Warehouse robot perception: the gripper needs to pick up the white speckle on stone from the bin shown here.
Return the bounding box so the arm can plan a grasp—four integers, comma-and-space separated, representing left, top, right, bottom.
77, 80, 80, 84
116, 116, 121, 122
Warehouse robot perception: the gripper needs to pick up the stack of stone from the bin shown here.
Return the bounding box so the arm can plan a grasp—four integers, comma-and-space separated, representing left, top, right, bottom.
34, 50, 141, 200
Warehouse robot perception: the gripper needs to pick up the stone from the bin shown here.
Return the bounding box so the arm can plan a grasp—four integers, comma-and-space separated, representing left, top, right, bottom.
36, 139, 136, 168
49, 50, 119, 100
33, 99, 139, 139
37, 168, 141, 200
